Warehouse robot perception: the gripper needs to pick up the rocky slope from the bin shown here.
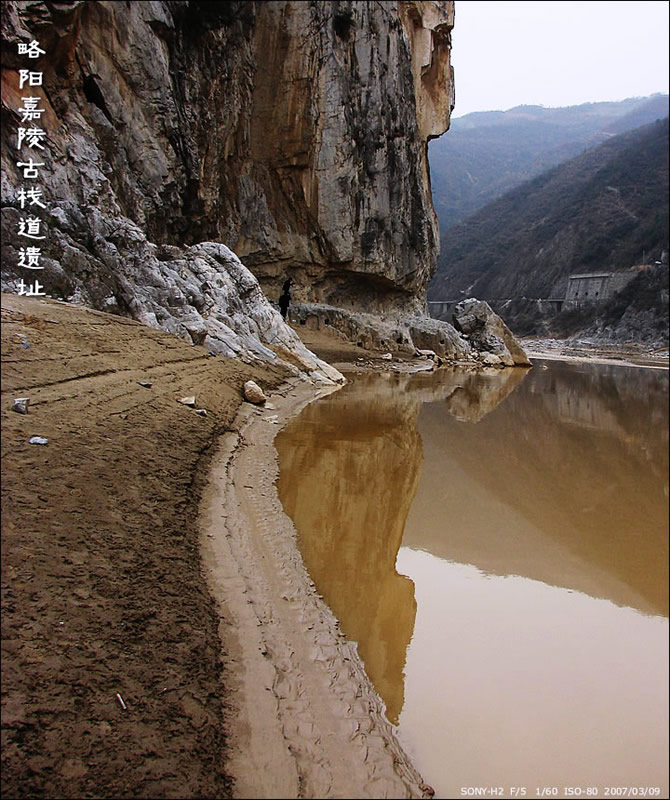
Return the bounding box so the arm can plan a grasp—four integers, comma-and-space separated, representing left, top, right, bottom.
1, 0, 521, 369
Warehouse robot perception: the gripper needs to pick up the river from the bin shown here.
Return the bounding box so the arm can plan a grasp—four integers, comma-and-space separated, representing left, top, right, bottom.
275, 359, 669, 799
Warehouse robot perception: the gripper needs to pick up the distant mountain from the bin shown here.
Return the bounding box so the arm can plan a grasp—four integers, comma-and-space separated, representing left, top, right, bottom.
429, 94, 669, 232
429, 117, 669, 341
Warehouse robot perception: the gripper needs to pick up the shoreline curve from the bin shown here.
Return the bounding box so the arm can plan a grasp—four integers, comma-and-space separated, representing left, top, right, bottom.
199, 378, 432, 800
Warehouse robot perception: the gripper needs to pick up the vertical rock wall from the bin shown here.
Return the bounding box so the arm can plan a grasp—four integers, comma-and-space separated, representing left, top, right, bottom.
240, 0, 455, 312
1, 0, 454, 326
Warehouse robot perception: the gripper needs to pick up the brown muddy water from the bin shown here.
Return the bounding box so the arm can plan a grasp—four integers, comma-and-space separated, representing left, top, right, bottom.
275, 360, 669, 799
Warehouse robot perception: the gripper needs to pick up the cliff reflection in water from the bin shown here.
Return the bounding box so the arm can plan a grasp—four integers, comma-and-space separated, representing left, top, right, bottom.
404, 359, 669, 617
275, 367, 529, 722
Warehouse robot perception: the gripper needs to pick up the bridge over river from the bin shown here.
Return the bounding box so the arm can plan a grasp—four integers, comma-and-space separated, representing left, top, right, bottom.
428, 269, 645, 320
427, 299, 565, 319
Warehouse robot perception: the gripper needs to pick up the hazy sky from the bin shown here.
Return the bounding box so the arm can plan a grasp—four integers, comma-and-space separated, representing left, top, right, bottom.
450, 1, 670, 117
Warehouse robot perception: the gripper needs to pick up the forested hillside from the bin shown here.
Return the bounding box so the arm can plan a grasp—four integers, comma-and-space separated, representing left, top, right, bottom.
429, 117, 669, 342
429, 94, 669, 231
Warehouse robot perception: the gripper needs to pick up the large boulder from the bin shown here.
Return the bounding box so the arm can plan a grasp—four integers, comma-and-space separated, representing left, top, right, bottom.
452, 299, 531, 366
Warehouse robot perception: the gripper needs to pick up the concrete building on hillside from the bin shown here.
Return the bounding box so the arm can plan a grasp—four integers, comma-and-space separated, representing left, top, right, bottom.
563, 270, 638, 308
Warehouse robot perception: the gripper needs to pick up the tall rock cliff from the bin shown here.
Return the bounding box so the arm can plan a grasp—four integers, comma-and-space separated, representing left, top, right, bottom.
2, 1, 525, 366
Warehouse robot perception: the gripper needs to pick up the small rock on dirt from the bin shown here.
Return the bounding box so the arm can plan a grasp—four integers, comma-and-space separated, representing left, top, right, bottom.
178, 396, 196, 407
29, 436, 48, 445
243, 380, 267, 405
13, 398, 29, 414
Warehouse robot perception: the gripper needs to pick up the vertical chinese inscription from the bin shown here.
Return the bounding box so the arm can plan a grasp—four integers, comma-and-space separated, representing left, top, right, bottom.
13, 39, 47, 297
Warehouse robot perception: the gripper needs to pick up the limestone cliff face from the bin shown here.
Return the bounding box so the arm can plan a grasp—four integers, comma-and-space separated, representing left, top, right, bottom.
1, 0, 454, 348
240, 0, 454, 311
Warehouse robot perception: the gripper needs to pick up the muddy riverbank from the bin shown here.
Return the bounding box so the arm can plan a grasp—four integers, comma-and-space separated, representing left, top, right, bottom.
0, 294, 432, 799
200, 381, 430, 799
4, 293, 662, 799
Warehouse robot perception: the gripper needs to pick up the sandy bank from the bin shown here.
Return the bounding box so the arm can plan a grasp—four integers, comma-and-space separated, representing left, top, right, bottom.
522, 338, 669, 369
200, 378, 429, 799
1, 293, 290, 798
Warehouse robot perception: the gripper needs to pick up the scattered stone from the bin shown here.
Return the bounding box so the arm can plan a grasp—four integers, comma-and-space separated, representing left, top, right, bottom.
29, 436, 48, 445
415, 348, 436, 359
12, 398, 29, 414
381, 352, 392, 360
478, 352, 503, 367
195, 408, 208, 416
243, 380, 267, 405
177, 396, 196, 407
137, 381, 152, 388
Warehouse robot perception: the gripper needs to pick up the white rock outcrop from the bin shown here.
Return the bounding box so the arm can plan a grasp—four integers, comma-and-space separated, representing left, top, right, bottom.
1, 1, 456, 361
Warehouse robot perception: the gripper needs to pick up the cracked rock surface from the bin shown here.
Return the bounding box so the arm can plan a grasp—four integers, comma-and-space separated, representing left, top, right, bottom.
1, 0, 458, 373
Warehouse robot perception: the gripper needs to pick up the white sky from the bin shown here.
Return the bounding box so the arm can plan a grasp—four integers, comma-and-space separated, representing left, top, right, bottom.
450, 1, 670, 117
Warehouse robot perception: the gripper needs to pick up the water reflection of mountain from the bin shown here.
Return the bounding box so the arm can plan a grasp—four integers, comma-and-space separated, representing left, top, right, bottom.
275, 368, 530, 723
403, 360, 669, 617
531, 362, 669, 462
277, 361, 668, 726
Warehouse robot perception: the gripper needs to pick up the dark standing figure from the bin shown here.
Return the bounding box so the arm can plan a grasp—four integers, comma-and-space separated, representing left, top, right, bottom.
279, 278, 292, 320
